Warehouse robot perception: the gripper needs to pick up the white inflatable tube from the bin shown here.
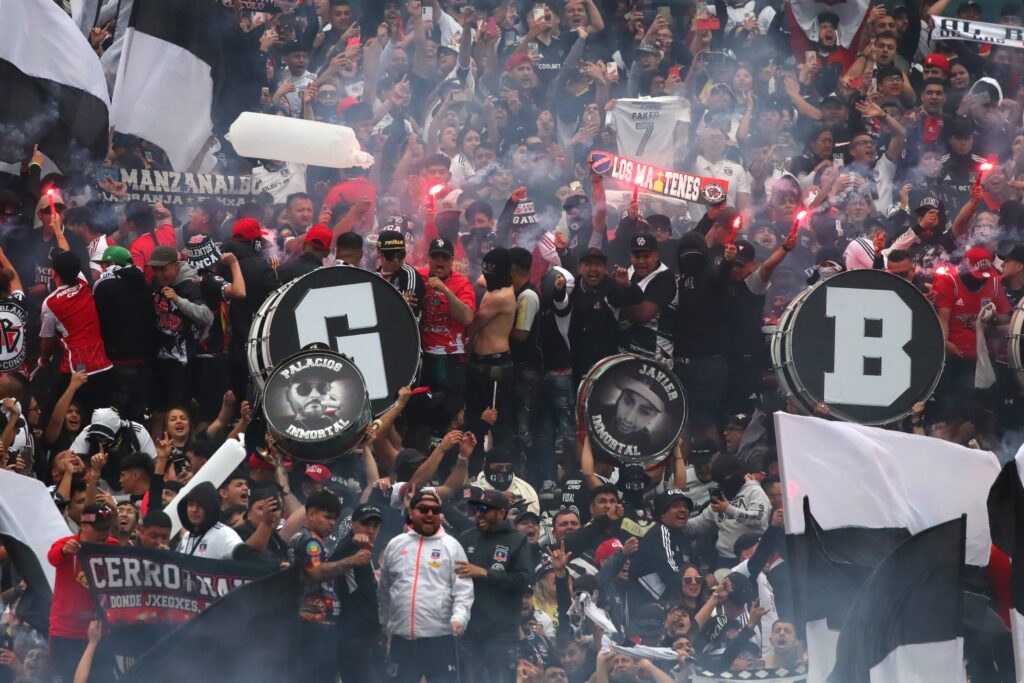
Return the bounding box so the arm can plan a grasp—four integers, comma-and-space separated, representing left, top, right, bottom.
226, 112, 373, 169
166, 437, 247, 537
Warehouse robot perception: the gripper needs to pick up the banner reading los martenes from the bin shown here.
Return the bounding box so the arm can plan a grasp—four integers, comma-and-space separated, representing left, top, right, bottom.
589, 151, 729, 206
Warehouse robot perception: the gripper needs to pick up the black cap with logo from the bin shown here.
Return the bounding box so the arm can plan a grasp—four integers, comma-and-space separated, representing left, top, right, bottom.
428, 238, 455, 257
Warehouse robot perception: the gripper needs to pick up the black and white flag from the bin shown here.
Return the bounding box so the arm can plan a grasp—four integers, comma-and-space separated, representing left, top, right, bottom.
0, 0, 110, 168
776, 413, 999, 682
0, 470, 75, 636
110, 0, 260, 171
987, 443, 1024, 683
931, 16, 1024, 50
831, 516, 967, 683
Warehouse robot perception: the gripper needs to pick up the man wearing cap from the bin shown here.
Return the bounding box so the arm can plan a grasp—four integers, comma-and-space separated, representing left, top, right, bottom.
566, 248, 628, 383
631, 489, 694, 601
279, 224, 333, 284
418, 237, 476, 400
456, 488, 533, 683
724, 235, 795, 413
684, 437, 719, 507
379, 489, 475, 682
47, 503, 119, 683
332, 502, 386, 682
615, 232, 676, 362
933, 246, 1012, 413
686, 455, 770, 568
376, 229, 425, 317
122, 200, 176, 281
149, 244, 213, 424
1003, 245, 1024, 307
593, 373, 667, 456
221, 217, 281, 397
91, 245, 155, 421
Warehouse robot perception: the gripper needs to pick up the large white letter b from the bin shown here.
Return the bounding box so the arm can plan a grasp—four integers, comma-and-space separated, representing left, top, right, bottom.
822, 288, 912, 406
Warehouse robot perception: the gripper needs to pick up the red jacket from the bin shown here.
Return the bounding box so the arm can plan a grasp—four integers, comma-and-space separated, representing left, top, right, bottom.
47, 534, 119, 639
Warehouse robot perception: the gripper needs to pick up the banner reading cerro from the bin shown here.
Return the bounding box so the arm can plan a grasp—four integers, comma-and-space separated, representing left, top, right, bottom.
589, 150, 729, 206
80, 543, 273, 654
96, 168, 266, 208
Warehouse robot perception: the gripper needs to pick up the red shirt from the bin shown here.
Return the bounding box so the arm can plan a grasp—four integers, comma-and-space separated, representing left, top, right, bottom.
416, 267, 476, 355
47, 534, 120, 639
933, 269, 1011, 359
129, 225, 177, 283
40, 277, 112, 374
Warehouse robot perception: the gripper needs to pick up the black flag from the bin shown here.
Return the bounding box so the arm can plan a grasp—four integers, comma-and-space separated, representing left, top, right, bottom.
830, 516, 966, 683
119, 567, 299, 683
987, 454, 1024, 679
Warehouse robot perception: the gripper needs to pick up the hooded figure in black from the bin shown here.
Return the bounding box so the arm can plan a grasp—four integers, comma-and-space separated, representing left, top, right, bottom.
175, 481, 266, 562
672, 230, 732, 422
482, 247, 513, 291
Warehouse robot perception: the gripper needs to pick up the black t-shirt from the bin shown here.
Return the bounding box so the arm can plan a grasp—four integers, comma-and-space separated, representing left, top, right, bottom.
530, 34, 572, 87
619, 269, 676, 359
197, 272, 229, 356
1005, 281, 1023, 309
727, 273, 769, 363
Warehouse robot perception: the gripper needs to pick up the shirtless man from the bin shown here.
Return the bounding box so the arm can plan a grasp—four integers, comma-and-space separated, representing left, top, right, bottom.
464, 248, 516, 462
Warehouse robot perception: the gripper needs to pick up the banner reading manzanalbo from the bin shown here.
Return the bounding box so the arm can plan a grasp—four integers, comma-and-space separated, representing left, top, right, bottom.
80, 544, 273, 654
96, 168, 266, 208
931, 16, 1024, 49
589, 150, 729, 206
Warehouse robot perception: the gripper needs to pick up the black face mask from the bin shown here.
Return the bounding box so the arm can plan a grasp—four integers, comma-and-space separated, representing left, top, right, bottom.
958, 267, 987, 291
678, 250, 705, 275
482, 248, 513, 291
486, 470, 513, 491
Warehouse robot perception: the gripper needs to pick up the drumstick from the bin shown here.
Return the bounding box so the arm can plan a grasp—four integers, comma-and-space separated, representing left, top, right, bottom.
492, 381, 498, 408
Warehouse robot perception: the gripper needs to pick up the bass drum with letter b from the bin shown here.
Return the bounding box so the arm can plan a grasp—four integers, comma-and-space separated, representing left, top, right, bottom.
771, 269, 944, 424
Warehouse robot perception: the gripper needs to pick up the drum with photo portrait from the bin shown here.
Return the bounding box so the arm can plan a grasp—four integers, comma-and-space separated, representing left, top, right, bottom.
578, 354, 687, 465
261, 347, 371, 462
247, 265, 420, 415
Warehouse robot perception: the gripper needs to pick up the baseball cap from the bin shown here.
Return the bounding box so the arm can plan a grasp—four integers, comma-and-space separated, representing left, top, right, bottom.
148, 245, 179, 267
579, 247, 608, 263
352, 503, 384, 522
377, 230, 406, 252
467, 487, 510, 510
653, 488, 694, 517
916, 195, 944, 214
964, 246, 997, 279
410, 489, 442, 509
631, 232, 658, 252
923, 53, 950, 72
1002, 244, 1024, 264
628, 603, 666, 640
733, 239, 756, 265
81, 503, 114, 530
305, 224, 334, 251
428, 237, 455, 257
505, 52, 533, 71
515, 510, 541, 525
94, 245, 132, 266
726, 413, 751, 430
304, 464, 333, 483
689, 437, 718, 462
595, 538, 623, 566
232, 217, 269, 241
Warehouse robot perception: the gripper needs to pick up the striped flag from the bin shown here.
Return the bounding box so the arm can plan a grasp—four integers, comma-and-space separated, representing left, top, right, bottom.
110, 0, 260, 171
0, 0, 110, 168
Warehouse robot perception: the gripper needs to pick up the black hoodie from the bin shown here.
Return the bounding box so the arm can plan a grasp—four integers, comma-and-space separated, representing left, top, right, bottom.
177, 481, 221, 537
673, 231, 731, 359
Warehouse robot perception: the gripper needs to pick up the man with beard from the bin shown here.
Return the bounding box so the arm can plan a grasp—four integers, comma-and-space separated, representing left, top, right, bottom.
418, 237, 476, 400
565, 249, 629, 383
630, 487, 695, 601
593, 375, 667, 458
464, 248, 516, 459
615, 233, 676, 363
284, 366, 343, 432
933, 247, 1012, 416
456, 488, 533, 683
378, 490, 474, 683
